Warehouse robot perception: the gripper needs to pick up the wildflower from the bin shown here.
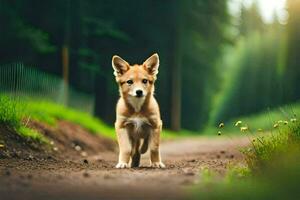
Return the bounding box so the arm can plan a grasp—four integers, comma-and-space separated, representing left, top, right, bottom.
283, 121, 288, 125
240, 126, 248, 132
290, 118, 297, 123
218, 131, 222, 136
257, 128, 263, 132
0, 144, 4, 148
235, 120, 242, 127
218, 122, 225, 128
273, 123, 279, 128
277, 120, 283, 124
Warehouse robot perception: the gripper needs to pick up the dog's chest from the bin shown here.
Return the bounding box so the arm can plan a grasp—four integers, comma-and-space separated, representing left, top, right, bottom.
125, 117, 151, 138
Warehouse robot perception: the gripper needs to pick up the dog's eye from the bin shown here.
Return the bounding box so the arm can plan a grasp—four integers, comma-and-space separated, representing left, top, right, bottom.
142, 79, 148, 84
127, 80, 133, 85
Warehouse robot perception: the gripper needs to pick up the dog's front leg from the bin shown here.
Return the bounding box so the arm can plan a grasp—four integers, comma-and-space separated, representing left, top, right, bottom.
149, 127, 165, 168
116, 128, 132, 168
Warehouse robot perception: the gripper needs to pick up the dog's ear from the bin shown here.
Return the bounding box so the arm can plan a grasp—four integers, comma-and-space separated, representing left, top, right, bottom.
143, 53, 159, 77
112, 55, 130, 77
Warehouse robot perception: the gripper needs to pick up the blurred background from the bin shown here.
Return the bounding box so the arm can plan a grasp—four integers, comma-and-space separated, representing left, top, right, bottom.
0, 0, 299, 132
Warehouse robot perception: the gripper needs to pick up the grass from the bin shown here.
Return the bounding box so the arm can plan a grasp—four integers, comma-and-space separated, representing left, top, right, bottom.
26, 100, 195, 140
0, 95, 23, 128
0, 95, 48, 143
191, 114, 300, 200
0, 93, 196, 142
205, 102, 300, 136
26, 100, 116, 139
18, 126, 48, 143
242, 120, 300, 171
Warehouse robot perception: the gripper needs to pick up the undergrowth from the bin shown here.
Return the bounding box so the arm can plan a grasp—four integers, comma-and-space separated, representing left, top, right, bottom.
192, 111, 300, 200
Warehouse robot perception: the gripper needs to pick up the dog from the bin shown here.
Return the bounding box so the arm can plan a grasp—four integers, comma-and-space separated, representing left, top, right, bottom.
112, 53, 165, 168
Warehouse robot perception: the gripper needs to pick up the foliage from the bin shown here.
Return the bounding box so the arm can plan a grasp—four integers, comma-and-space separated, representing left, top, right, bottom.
210, 29, 285, 124
0, 0, 299, 132
207, 102, 300, 135
283, 0, 300, 102
209, 0, 300, 127
243, 121, 300, 171
0, 0, 230, 131
191, 120, 300, 200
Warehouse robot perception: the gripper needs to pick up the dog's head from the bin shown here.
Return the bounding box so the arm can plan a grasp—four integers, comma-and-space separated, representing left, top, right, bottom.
112, 53, 159, 99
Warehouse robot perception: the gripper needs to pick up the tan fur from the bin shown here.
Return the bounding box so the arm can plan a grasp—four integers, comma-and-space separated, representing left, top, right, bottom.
112, 53, 165, 168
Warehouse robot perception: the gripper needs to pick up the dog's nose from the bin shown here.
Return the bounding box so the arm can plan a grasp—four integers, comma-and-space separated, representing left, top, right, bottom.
136, 90, 143, 97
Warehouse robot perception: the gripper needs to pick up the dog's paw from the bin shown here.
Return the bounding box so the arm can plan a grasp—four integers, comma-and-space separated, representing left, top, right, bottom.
115, 162, 129, 169
150, 162, 166, 168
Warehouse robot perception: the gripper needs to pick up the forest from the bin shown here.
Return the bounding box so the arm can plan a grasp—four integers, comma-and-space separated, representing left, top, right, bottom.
1, 1, 300, 200
0, 0, 299, 132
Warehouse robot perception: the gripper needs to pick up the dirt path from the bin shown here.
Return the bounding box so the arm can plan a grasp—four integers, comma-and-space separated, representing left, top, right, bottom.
0, 137, 249, 200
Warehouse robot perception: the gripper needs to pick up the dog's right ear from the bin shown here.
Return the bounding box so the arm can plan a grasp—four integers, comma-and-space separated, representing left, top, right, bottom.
112, 55, 130, 77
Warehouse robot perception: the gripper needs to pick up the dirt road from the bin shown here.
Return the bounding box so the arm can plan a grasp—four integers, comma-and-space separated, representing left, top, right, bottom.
0, 137, 248, 200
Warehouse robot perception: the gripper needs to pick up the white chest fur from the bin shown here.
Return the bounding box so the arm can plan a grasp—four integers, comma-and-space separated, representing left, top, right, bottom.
127, 96, 145, 112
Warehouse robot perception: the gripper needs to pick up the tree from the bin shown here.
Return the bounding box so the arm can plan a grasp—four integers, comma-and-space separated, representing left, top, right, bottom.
283, 0, 300, 102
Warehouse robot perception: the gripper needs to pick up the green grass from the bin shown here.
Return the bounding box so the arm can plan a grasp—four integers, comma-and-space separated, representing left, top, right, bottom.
26, 100, 116, 139
18, 126, 48, 143
205, 102, 300, 136
0, 95, 48, 143
0, 95, 23, 128
242, 121, 300, 171
191, 118, 300, 200
25, 100, 194, 140
0, 94, 196, 142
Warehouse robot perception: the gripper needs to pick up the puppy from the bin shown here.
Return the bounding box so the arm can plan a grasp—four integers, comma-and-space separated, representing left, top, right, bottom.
112, 53, 165, 168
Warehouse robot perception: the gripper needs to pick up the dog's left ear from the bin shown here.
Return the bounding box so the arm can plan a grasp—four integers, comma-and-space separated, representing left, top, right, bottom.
143, 53, 159, 77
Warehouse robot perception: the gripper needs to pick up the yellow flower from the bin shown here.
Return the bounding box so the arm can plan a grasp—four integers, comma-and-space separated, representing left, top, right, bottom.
273, 123, 279, 128
235, 120, 242, 127
240, 126, 248, 132
219, 122, 225, 128
283, 121, 288, 125
218, 131, 222, 136
277, 120, 283, 124
0, 144, 4, 148
290, 118, 297, 123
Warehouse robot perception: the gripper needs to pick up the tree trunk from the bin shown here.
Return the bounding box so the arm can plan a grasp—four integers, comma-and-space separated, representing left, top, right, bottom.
170, 2, 183, 131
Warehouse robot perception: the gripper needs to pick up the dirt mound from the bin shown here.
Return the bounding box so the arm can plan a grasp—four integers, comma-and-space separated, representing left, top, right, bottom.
30, 120, 117, 158
0, 120, 116, 160
0, 125, 47, 159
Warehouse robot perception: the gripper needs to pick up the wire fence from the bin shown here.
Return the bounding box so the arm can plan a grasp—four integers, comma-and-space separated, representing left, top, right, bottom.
0, 63, 95, 113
